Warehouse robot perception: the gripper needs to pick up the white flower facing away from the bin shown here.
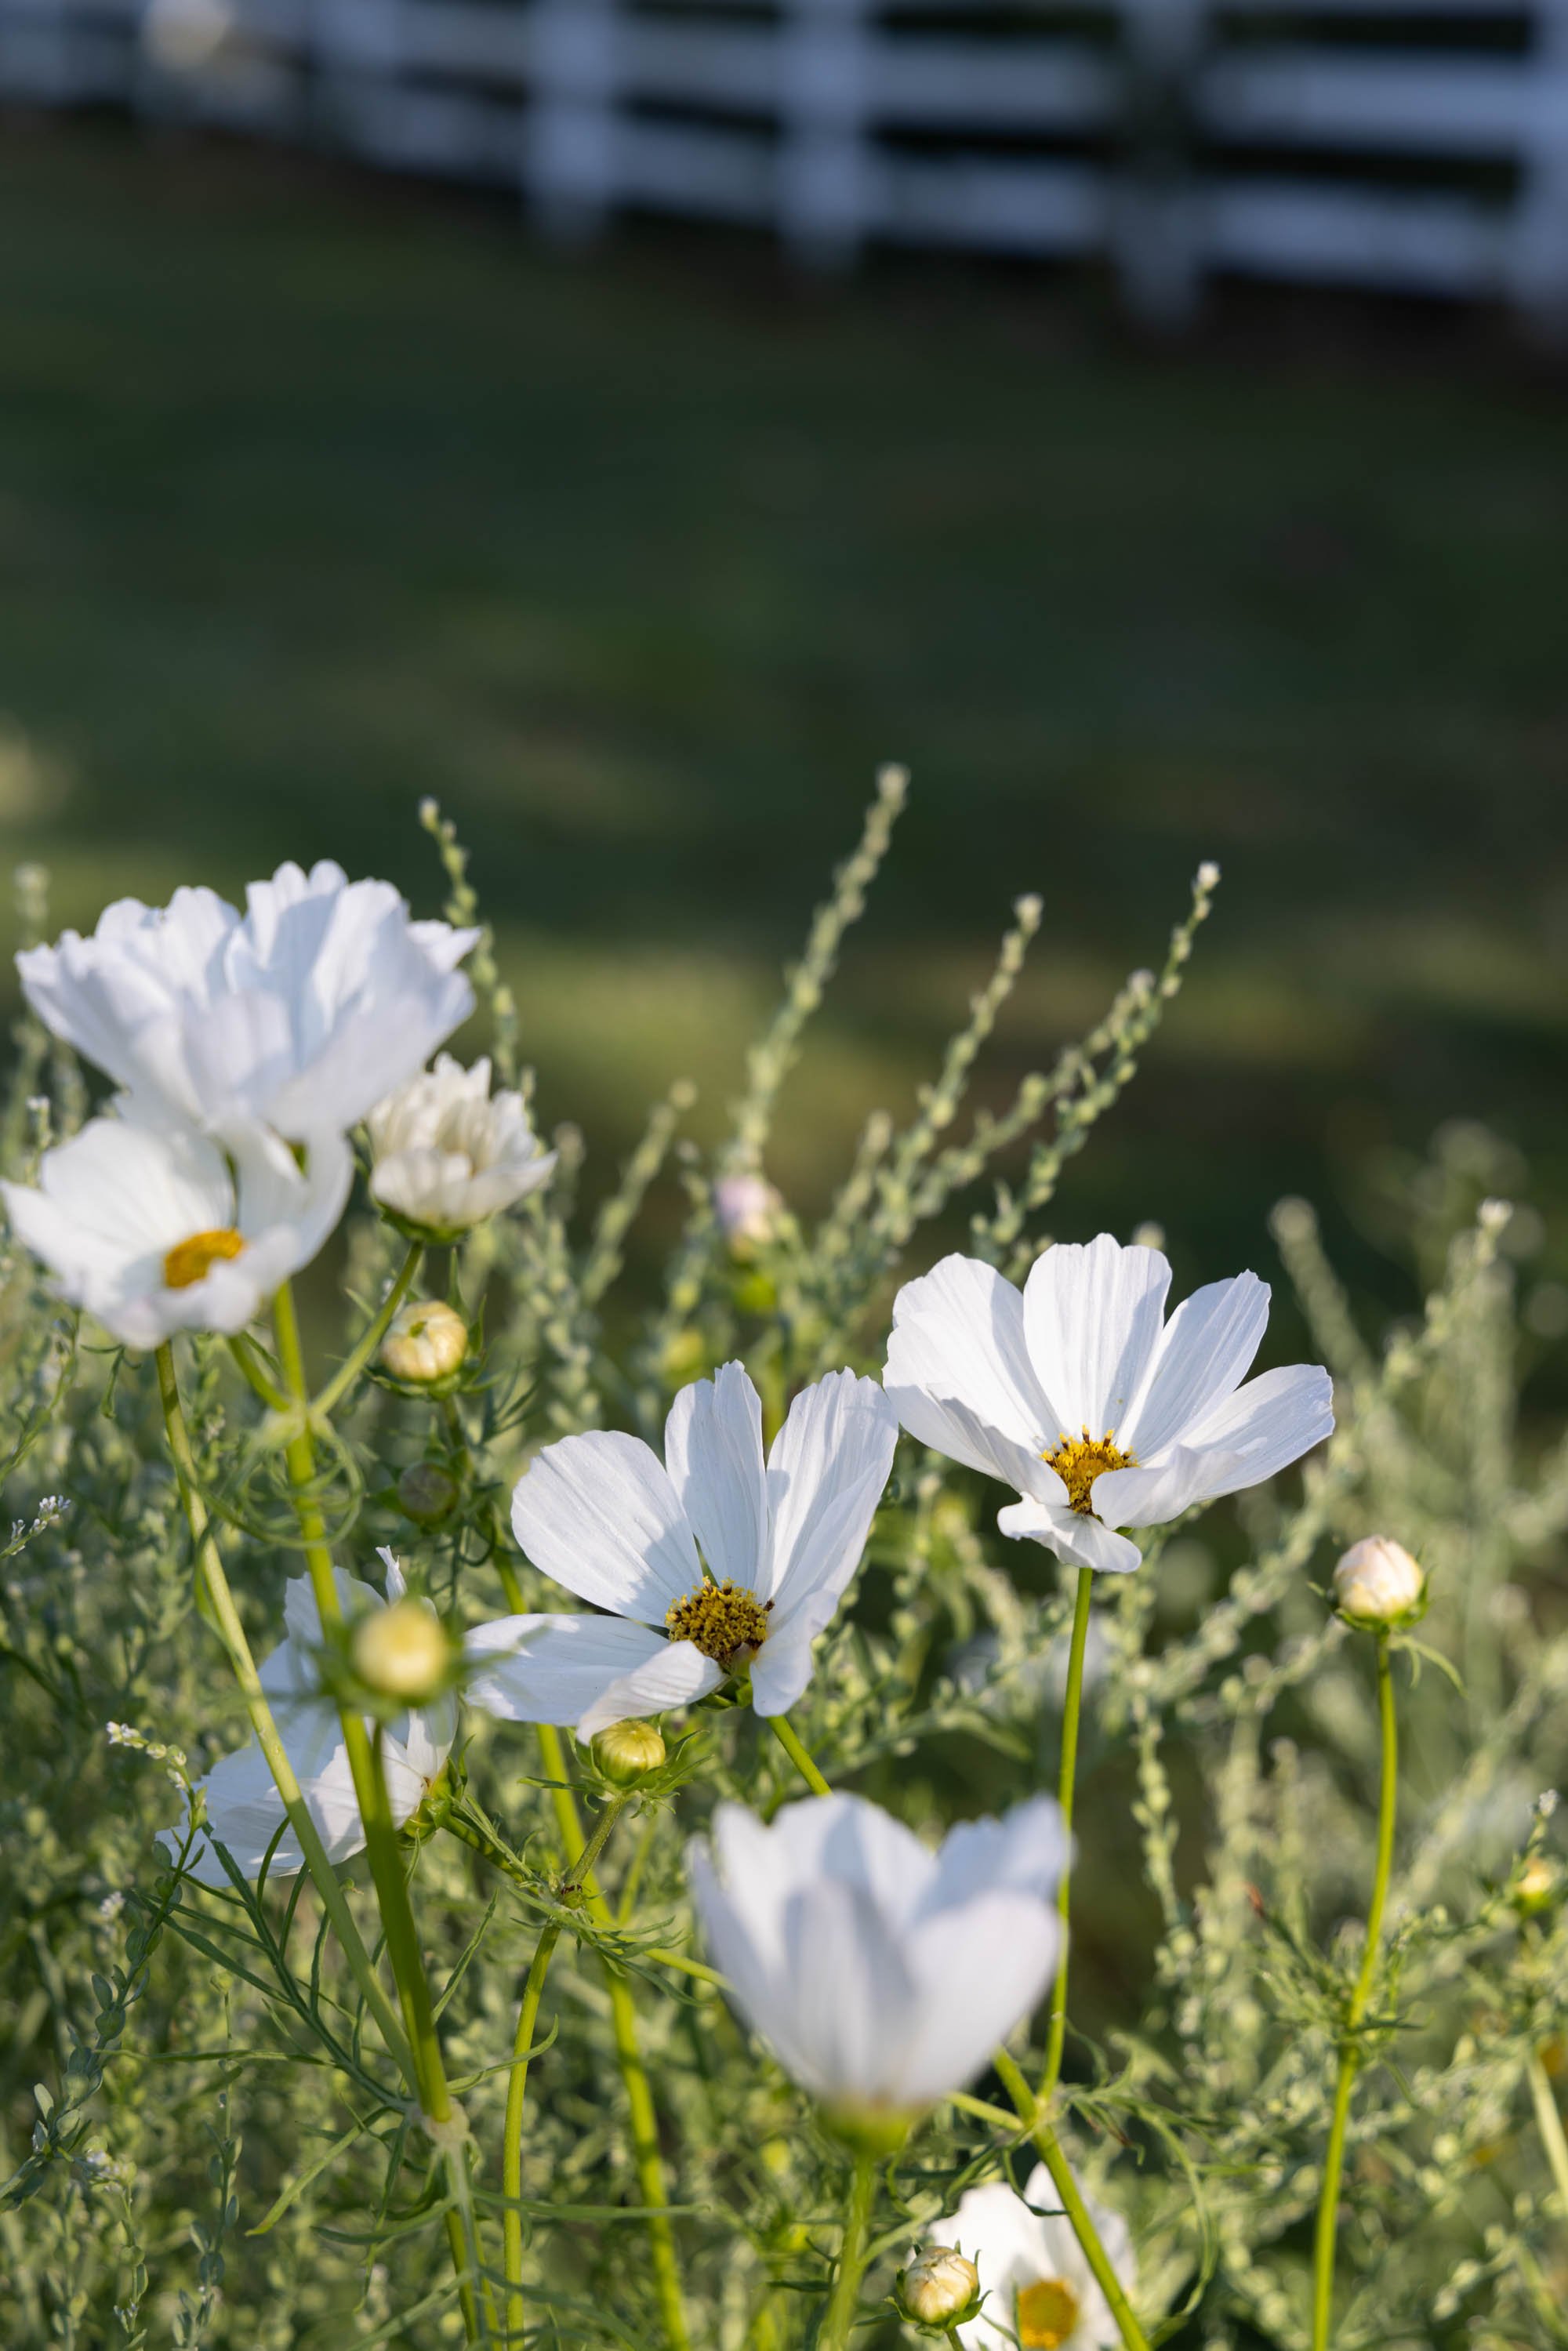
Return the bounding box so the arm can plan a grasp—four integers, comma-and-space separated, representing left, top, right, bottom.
942, 2163, 1134, 2349
367, 1054, 555, 1237
687, 1791, 1066, 2118
884, 1234, 1334, 1575
465, 1363, 897, 1740
160, 1552, 456, 1887
1, 1116, 351, 1350
17, 861, 478, 1142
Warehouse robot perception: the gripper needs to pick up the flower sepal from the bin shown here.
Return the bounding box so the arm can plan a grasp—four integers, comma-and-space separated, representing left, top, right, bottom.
819, 2100, 916, 2158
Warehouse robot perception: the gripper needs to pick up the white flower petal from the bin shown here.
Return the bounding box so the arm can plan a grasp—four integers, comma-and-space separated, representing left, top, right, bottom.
510, 1430, 702, 1623
920, 1796, 1068, 1917
463, 1613, 677, 1725
885, 1254, 1058, 1455
1022, 1235, 1170, 1442
1122, 1270, 1269, 1459
776, 1874, 922, 2106
896, 1892, 1061, 2107
747, 1609, 829, 1718
663, 1362, 768, 1593
996, 1498, 1143, 1576
576, 1638, 724, 1737
764, 1370, 898, 1613
1094, 1362, 1334, 1526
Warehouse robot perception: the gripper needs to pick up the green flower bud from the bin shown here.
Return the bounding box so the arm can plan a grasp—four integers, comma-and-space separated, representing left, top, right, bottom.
380, 1300, 468, 1385
591, 1719, 667, 1787
897, 2246, 982, 2329
397, 1462, 459, 1527
351, 1600, 453, 1706
1512, 1854, 1559, 1917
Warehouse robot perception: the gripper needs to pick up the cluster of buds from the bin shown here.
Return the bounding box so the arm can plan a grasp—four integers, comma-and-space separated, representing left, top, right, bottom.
1330, 1536, 1426, 1632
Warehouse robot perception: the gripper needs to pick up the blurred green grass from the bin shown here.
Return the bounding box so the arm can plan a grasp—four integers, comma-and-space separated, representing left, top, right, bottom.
2, 117, 1567, 1312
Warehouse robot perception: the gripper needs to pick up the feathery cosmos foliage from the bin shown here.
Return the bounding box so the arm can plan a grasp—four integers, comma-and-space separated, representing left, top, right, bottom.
0, 778, 1564, 2351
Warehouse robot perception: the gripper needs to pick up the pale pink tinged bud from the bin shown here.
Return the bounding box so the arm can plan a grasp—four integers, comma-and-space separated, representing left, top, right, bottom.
380, 1299, 468, 1384
899, 2247, 982, 2327
1331, 1536, 1425, 1629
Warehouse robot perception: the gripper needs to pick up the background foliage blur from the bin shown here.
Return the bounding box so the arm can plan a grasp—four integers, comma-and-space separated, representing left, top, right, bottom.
3, 114, 1568, 1346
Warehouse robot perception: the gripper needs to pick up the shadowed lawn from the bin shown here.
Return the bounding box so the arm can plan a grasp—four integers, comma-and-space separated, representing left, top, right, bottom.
2, 116, 1567, 1316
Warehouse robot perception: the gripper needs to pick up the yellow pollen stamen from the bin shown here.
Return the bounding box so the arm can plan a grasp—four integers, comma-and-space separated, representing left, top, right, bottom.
162, 1227, 245, 1290
1017, 2277, 1082, 2349
664, 1580, 771, 1669
1042, 1425, 1135, 1516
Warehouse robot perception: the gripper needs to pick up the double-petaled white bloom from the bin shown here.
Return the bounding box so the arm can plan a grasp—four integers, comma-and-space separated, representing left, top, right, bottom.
18, 861, 477, 1141
1, 1116, 350, 1349
942, 2164, 1134, 2349
688, 1791, 1065, 2121
465, 1364, 896, 1740
885, 1235, 1333, 1575
366, 1055, 554, 1238
162, 1552, 455, 1886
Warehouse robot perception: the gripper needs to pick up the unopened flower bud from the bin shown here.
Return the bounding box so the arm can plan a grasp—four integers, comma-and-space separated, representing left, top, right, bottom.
898, 2246, 982, 2328
1512, 1854, 1559, 1916
592, 1719, 666, 1787
351, 1599, 452, 1705
1331, 1536, 1425, 1630
713, 1172, 784, 1255
380, 1300, 468, 1385
397, 1461, 459, 1526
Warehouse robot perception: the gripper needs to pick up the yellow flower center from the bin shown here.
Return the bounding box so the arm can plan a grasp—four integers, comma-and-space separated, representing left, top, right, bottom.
162, 1228, 245, 1290
1042, 1427, 1135, 1516
664, 1580, 771, 1668
1017, 2277, 1081, 2348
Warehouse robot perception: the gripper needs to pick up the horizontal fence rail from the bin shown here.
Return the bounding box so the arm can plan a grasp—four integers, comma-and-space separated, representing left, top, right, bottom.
5, 0, 1568, 321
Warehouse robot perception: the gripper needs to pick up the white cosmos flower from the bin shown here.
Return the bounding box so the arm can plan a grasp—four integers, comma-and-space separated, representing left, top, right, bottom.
17, 861, 478, 1141
0, 1115, 350, 1350
367, 1055, 554, 1237
161, 1552, 456, 1886
884, 1235, 1334, 1575
944, 2164, 1134, 2350
465, 1363, 897, 1740
688, 1791, 1066, 2117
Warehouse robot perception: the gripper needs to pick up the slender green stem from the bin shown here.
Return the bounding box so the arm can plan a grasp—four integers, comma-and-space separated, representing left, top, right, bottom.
310, 1239, 424, 1420
438, 1810, 724, 1987
1311, 1632, 1399, 2351
1528, 2051, 1568, 2220
820, 2146, 877, 2351
273, 1281, 485, 2345
226, 1331, 289, 1411
993, 2047, 1148, 2351
154, 1343, 414, 2083
534, 1723, 691, 2351
1040, 1566, 1094, 2102
503, 1916, 563, 2345
771, 1713, 832, 1798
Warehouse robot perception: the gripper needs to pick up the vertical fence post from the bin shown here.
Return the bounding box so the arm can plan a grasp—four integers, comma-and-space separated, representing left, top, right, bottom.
524, 0, 618, 242
779, 0, 869, 270
1512, 0, 1568, 336
1115, 0, 1206, 328
311, 0, 403, 158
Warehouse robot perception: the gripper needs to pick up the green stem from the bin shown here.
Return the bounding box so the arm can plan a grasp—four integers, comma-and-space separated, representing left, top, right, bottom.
994, 2048, 1148, 2351
154, 1343, 414, 2084
771, 1713, 832, 1798
1040, 1566, 1093, 2102
503, 1916, 563, 2346
225, 1331, 289, 1411
534, 1723, 691, 2351
438, 1811, 724, 1987
273, 1280, 485, 2346
819, 2146, 877, 2351
1528, 2050, 1568, 2221
1311, 1631, 1399, 2351
310, 1239, 424, 1420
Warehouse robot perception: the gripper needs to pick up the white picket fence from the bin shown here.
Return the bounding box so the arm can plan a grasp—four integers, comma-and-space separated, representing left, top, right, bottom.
6, 0, 1568, 324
